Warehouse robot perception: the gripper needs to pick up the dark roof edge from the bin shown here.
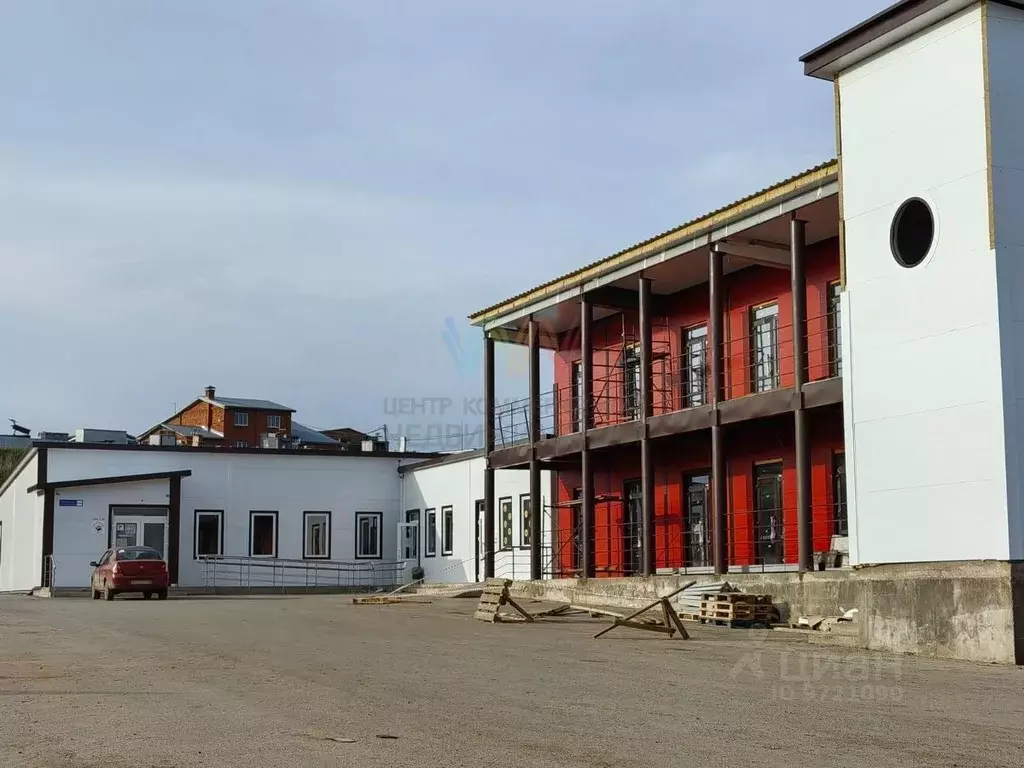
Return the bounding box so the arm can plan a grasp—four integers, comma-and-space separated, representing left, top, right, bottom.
27, 469, 193, 493
399, 449, 485, 474
30, 441, 439, 460
800, 0, 1024, 80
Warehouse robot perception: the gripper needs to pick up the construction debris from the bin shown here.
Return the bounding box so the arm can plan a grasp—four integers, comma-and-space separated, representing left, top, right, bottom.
593, 582, 694, 640
473, 579, 535, 623
697, 592, 774, 628
351, 595, 433, 605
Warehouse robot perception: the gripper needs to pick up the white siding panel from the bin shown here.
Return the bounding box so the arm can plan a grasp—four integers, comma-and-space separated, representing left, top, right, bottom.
840, 7, 986, 219
51, 479, 169, 589
839, 7, 1008, 564
401, 456, 550, 583
0, 454, 42, 592
39, 448, 406, 588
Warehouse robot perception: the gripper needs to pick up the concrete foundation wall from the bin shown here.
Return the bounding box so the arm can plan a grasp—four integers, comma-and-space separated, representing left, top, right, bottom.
514, 561, 1024, 665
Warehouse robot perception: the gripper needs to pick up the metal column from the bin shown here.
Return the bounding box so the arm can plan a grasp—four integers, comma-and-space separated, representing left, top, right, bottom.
792, 217, 812, 572
709, 245, 728, 574
528, 319, 543, 581
639, 276, 655, 576
580, 296, 596, 578
483, 333, 496, 579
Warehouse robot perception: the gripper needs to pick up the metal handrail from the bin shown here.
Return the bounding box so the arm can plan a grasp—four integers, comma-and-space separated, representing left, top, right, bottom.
198, 555, 407, 592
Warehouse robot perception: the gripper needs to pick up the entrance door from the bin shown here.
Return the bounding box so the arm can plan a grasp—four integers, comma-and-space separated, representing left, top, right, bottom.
111, 507, 169, 557
397, 522, 419, 572
143, 521, 167, 556
683, 472, 710, 567
403, 510, 420, 564
623, 480, 643, 576
474, 499, 486, 582
754, 463, 783, 565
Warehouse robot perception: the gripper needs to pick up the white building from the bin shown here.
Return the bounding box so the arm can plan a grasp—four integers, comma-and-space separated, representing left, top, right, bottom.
399, 451, 553, 583
0, 443, 542, 592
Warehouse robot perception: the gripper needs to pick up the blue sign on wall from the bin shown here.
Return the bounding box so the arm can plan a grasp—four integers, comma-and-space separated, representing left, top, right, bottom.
58, 499, 84, 507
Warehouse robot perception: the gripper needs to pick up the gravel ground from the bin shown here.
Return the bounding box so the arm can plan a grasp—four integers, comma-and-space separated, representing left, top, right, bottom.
0, 593, 1022, 768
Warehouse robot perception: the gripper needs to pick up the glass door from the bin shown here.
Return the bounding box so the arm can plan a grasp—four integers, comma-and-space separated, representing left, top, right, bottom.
623, 480, 643, 575
683, 472, 710, 567
754, 463, 784, 564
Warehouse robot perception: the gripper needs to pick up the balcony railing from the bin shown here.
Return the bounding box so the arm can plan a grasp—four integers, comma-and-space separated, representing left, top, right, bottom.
546, 501, 848, 577
491, 310, 841, 446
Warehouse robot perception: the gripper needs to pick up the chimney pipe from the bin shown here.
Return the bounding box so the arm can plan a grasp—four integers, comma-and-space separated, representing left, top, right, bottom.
204, 385, 216, 400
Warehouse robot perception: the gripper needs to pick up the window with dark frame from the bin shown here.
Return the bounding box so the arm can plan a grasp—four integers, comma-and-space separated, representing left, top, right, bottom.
194, 510, 223, 558
623, 345, 641, 419
750, 303, 780, 393
833, 453, 848, 537
424, 508, 437, 557
304, 511, 330, 559
249, 512, 277, 557
441, 506, 454, 556
355, 512, 382, 559
828, 281, 842, 377
267, 414, 282, 429
519, 494, 532, 548
234, 411, 249, 427
499, 497, 513, 550
683, 325, 708, 408
571, 360, 583, 432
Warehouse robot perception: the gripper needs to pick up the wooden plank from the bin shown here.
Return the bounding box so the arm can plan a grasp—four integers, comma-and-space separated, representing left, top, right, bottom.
608, 619, 675, 636
662, 598, 690, 640
503, 596, 535, 622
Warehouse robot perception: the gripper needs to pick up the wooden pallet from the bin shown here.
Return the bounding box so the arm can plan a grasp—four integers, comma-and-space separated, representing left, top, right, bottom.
473, 579, 535, 623
697, 593, 774, 627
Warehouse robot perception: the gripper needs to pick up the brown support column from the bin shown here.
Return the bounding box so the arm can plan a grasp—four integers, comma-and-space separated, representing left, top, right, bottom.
483, 333, 496, 578
709, 245, 728, 574
580, 296, 595, 578
792, 216, 812, 572
528, 319, 543, 580
639, 276, 655, 576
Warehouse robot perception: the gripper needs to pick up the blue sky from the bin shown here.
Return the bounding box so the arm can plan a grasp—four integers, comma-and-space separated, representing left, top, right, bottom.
0, 0, 882, 448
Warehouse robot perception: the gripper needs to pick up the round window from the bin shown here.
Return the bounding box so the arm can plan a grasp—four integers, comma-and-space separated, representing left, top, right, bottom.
890, 198, 934, 268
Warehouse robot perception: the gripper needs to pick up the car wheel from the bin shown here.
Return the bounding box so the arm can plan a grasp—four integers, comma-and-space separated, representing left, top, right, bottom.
103, 582, 115, 601
157, 590, 168, 601
91, 587, 100, 600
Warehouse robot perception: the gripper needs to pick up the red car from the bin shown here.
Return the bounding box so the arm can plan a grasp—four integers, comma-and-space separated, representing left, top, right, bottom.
90, 546, 170, 601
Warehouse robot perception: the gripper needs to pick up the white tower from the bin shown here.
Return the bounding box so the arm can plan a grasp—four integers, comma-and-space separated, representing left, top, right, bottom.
803, 1, 1024, 566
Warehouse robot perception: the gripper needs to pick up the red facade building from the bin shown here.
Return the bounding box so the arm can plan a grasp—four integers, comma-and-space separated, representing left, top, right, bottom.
473, 162, 847, 579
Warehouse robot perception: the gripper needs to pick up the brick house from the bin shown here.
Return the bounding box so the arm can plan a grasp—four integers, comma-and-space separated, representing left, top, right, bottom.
140, 386, 296, 448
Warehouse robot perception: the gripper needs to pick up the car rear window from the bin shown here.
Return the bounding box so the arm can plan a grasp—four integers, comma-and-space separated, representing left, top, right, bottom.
117, 548, 163, 561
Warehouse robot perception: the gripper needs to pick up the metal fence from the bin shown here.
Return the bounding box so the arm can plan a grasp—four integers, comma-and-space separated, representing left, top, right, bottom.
491, 309, 842, 442
199, 555, 407, 592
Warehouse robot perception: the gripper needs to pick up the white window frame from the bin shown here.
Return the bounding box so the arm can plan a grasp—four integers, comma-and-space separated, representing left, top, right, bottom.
249, 511, 278, 558
424, 509, 437, 557
303, 511, 331, 559
193, 510, 224, 559
234, 411, 249, 427
355, 512, 382, 559
267, 414, 281, 429
441, 505, 454, 556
